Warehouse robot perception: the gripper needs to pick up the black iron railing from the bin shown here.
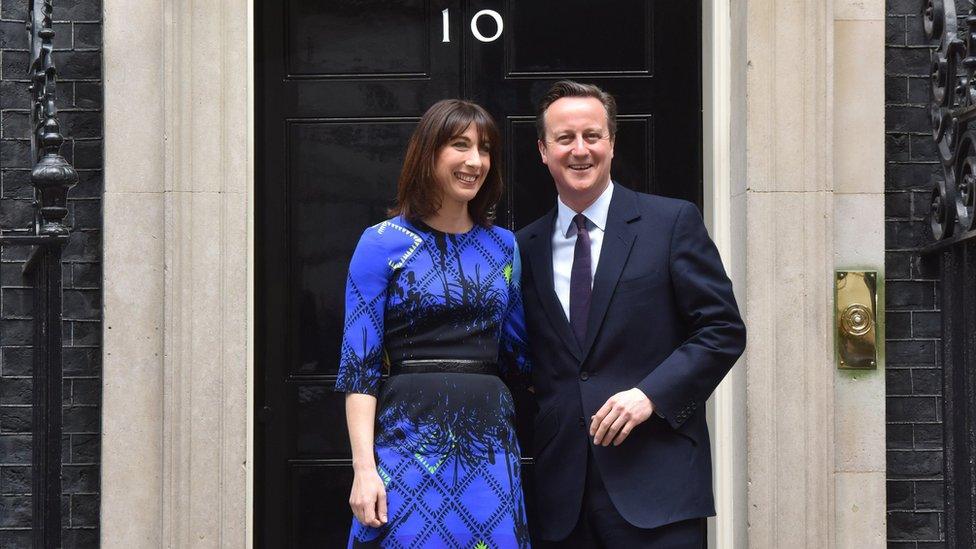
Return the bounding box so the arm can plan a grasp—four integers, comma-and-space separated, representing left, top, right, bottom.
921, 2, 976, 547
0, 1, 77, 547
921, 0, 976, 248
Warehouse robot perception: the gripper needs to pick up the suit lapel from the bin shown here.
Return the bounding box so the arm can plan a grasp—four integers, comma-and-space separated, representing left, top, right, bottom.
581, 184, 639, 360
525, 208, 583, 361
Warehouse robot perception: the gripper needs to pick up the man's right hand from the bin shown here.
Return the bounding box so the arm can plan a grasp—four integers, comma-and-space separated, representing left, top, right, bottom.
349, 469, 388, 527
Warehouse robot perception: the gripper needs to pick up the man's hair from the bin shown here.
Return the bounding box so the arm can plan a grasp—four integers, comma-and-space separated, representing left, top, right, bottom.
535, 80, 618, 141
390, 99, 503, 227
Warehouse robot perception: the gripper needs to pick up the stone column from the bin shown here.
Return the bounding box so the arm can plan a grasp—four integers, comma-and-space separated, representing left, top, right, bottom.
101, 0, 251, 546
738, 0, 887, 546
831, 0, 886, 546
740, 0, 836, 546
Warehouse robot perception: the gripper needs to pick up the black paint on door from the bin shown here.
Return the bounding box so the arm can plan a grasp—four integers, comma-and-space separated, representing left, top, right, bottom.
255, 2, 701, 546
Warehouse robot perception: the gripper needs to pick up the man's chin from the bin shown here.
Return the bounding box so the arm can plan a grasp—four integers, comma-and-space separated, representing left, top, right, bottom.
567, 177, 603, 194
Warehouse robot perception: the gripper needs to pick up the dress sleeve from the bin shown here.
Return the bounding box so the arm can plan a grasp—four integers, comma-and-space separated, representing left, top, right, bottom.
335, 227, 390, 396
499, 239, 532, 384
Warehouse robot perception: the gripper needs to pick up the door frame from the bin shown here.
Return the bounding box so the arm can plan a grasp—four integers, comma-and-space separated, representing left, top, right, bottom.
241, 1, 744, 547
701, 0, 746, 547
100, 0, 743, 546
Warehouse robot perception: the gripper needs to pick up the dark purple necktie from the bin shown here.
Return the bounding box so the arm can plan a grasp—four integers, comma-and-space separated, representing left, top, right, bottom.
569, 213, 592, 345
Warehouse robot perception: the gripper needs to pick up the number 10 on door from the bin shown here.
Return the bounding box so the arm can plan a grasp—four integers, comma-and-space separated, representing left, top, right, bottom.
442, 9, 504, 43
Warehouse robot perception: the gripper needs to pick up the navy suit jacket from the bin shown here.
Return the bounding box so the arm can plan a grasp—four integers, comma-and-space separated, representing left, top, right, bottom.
516, 183, 746, 540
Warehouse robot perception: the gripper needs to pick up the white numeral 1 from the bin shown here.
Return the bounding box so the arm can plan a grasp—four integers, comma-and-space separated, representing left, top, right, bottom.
442, 8, 450, 42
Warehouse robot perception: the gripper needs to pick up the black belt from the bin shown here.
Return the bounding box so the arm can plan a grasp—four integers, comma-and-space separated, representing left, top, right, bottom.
389, 359, 497, 376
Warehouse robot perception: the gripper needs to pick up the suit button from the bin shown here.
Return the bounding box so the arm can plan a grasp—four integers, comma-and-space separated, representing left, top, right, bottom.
579, 372, 589, 381
578, 417, 586, 427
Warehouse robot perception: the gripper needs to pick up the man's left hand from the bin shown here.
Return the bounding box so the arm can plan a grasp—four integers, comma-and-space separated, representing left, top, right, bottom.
590, 388, 654, 446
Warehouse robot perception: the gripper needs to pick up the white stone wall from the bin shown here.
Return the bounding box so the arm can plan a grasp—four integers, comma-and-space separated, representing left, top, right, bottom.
740, 0, 886, 546
832, 0, 887, 546
101, 0, 250, 546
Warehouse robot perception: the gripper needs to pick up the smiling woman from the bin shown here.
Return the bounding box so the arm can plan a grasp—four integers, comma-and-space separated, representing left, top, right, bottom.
390, 99, 503, 229
335, 99, 533, 548
433, 126, 492, 216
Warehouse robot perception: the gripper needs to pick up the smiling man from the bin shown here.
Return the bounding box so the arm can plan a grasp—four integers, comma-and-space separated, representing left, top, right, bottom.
517, 80, 746, 548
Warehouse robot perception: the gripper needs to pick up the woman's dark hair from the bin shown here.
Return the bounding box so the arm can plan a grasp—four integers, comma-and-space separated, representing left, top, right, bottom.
535, 80, 618, 140
390, 99, 502, 226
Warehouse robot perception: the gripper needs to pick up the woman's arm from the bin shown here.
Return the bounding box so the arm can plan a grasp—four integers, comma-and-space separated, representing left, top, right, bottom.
346, 393, 387, 527
335, 226, 393, 527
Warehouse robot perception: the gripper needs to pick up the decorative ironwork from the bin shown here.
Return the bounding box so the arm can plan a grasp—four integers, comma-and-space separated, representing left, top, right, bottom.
921, 7, 976, 548
28, 0, 77, 236
0, 1, 77, 547
923, 0, 976, 242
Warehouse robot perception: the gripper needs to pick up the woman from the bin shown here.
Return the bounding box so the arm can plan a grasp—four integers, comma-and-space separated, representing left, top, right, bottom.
335, 99, 532, 548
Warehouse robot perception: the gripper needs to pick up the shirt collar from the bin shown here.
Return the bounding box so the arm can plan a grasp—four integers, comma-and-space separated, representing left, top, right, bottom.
556, 181, 614, 238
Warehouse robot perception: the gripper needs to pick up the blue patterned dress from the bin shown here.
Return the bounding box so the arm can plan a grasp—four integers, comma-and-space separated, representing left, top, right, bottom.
335, 216, 532, 549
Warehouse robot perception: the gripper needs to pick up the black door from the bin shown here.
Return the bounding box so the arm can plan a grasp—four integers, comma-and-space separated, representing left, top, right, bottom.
255, 2, 701, 546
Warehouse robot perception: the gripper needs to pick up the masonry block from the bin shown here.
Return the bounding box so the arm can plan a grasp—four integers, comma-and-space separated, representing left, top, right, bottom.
886, 250, 912, 279
885, 163, 940, 192
0, 407, 30, 433
887, 423, 914, 449
887, 510, 943, 541
887, 396, 938, 422
0, 495, 30, 527
887, 280, 936, 310
911, 367, 942, 395
0, 465, 30, 494
888, 449, 943, 477
914, 424, 944, 449
914, 480, 945, 510
886, 104, 930, 132
886, 366, 912, 395
887, 479, 914, 510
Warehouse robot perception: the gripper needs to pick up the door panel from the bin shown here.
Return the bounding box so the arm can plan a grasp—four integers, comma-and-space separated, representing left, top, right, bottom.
285, 0, 432, 77
466, 0, 700, 227
256, 1, 701, 546
289, 119, 418, 376
257, 2, 460, 546
503, 2, 653, 76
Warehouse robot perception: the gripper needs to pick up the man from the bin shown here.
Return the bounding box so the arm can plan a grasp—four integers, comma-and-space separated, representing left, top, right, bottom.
517, 80, 746, 547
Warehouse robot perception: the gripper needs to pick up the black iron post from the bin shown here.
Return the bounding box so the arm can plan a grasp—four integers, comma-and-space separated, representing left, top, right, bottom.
0, 1, 77, 547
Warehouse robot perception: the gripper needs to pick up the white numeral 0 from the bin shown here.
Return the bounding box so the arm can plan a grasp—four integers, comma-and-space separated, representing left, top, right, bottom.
470, 9, 503, 42
441, 9, 504, 43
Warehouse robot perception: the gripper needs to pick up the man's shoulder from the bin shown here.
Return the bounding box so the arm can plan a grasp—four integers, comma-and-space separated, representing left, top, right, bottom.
515, 211, 552, 245
619, 185, 697, 222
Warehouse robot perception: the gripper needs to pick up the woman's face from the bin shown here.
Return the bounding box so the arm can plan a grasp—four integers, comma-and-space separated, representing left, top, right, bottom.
433, 123, 491, 209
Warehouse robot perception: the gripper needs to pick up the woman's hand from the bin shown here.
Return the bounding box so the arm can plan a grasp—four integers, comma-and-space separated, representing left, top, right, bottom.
349, 468, 388, 527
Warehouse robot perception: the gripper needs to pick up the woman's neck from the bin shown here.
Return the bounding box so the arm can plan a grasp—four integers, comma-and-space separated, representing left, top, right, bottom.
424, 200, 473, 234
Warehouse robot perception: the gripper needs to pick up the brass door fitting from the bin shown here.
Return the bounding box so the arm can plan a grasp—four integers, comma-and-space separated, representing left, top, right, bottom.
835, 270, 880, 370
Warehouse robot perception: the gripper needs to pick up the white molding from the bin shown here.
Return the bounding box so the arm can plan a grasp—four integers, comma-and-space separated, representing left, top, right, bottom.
246, 0, 256, 547
703, 0, 744, 547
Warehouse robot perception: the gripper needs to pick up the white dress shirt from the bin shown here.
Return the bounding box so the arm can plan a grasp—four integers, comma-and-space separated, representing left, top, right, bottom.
552, 182, 614, 320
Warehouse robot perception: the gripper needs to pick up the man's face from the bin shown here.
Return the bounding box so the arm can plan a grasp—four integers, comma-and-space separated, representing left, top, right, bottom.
538, 96, 615, 210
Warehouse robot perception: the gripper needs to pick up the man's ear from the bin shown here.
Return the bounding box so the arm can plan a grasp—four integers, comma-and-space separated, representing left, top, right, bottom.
537, 139, 548, 165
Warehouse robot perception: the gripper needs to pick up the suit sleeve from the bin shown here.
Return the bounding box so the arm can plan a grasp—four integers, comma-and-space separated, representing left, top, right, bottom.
636, 202, 746, 429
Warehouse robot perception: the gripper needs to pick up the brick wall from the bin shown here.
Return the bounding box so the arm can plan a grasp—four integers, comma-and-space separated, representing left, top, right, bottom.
886, 1, 946, 546
0, 0, 101, 546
